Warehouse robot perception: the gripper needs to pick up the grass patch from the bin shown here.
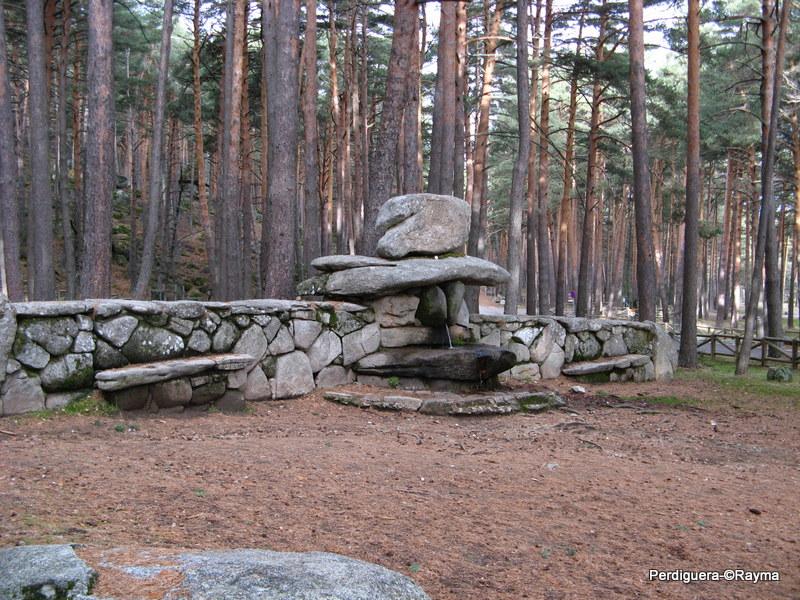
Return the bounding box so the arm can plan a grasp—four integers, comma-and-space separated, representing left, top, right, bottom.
640, 395, 696, 408
63, 394, 119, 417
676, 356, 800, 409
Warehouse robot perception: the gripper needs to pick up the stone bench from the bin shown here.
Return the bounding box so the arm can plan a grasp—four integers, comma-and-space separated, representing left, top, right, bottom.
561, 353, 654, 382
96, 353, 256, 412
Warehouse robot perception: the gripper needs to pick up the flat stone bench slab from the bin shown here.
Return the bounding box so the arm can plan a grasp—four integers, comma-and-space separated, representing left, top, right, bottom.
561, 353, 650, 376
324, 389, 565, 416
96, 354, 254, 391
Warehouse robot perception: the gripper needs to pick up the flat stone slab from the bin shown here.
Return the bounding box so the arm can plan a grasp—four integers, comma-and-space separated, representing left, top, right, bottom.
13, 300, 92, 316
561, 353, 650, 376
0, 544, 97, 599
312, 255, 398, 272
298, 256, 510, 298
355, 345, 516, 382
324, 389, 565, 416
96, 354, 253, 391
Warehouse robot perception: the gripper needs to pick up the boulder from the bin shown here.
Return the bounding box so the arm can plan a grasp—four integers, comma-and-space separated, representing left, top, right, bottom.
512, 326, 539, 347
1, 370, 46, 415
375, 193, 470, 259
72, 331, 96, 353
444, 281, 465, 325
0, 544, 97, 600
232, 325, 269, 362
191, 380, 227, 405
176, 549, 430, 600
188, 330, 212, 353
312, 255, 397, 272
168, 317, 195, 337
122, 324, 185, 363
151, 378, 193, 408
299, 256, 510, 298
40, 353, 94, 392
13, 337, 50, 369
539, 345, 565, 379
94, 340, 129, 369
355, 345, 515, 381
415, 286, 447, 326
215, 390, 246, 412
0, 296, 16, 385
651, 324, 678, 381
370, 294, 420, 327
274, 351, 315, 398
315, 365, 354, 387
602, 333, 627, 357
212, 321, 239, 352
291, 320, 322, 350
95, 315, 139, 348
267, 325, 295, 355
243, 366, 272, 400
342, 323, 380, 365
306, 330, 342, 373
454, 300, 470, 328
46, 390, 89, 410
17, 317, 77, 356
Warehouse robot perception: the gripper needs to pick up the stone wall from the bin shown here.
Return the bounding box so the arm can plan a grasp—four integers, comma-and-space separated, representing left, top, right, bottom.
0, 295, 677, 417
0, 297, 376, 416
467, 314, 677, 384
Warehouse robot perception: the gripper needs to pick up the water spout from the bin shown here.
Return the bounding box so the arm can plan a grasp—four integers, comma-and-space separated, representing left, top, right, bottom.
443, 323, 453, 349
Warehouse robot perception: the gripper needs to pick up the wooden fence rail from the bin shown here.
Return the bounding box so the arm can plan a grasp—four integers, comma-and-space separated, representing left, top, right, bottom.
694, 332, 800, 369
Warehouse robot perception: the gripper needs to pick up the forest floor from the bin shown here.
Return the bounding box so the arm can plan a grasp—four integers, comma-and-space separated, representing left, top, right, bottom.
0, 360, 798, 600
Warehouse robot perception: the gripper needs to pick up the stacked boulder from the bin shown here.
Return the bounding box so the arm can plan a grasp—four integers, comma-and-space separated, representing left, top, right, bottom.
298, 194, 516, 388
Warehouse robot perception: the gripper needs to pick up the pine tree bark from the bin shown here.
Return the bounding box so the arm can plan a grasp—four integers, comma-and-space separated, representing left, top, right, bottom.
504, 0, 530, 315
133, 0, 174, 299
0, 0, 22, 300
736, 0, 791, 374
790, 110, 800, 328
679, 0, 700, 367
627, 0, 657, 321
301, 0, 321, 274
193, 0, 216, 295
401, 10, 421, 194
427, 1, 457, 196
360, 0, 418, 256
80, 0, 114, 298
576, 2, 606, 317
526, 0, 542, 315
761, 0, 784, 342
536, 0, 555, 314
466, 0, 505, 313
262, 0, 301, 298
555, 14, 583, 316
453, 1, 467, 199
26, 0, 55, 299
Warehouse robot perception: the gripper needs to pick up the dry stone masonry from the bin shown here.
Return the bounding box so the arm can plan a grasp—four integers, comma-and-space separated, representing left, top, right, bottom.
0, 194, 676, 417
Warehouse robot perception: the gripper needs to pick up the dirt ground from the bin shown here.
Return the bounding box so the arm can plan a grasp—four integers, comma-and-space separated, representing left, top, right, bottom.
1, 378, 798, 600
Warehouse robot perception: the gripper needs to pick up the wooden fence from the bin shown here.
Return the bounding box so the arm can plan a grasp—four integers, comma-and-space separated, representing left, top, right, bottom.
696, 332, 800, 370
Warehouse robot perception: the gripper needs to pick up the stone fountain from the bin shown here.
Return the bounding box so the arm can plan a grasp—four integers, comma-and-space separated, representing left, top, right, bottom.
298, 193, 516, 389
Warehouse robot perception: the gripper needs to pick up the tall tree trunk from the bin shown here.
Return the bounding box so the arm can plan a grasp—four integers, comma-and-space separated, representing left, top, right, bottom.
427, 1, 456, 196
360, 0, 418, 256
467, 0, 505, 313
790, 110, 800, 328
26, 0, 55, 299
736, 0, 791, 374
57, 0, 76, 298
453, 1, 467, 199
133, 0, 175, 299
193, 0, 216, 295
217, 0, 246, 299
504, 0, 530, 315
536, 0, 554, 314
576, 1, 606, 317
401, 9, 421, 194
80, 0, 114, 298
526, 0, 542, 315
301, 0, 320, 273
679, 0, 700, 367
761, 0, 784, 342
555, 13, 583, 316
263, 0, 301, 298
0, 0, 22, 300
627, 0, 657, 321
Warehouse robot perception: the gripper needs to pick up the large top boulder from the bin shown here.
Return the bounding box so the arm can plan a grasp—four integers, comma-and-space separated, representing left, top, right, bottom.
375, 193, 470, 259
